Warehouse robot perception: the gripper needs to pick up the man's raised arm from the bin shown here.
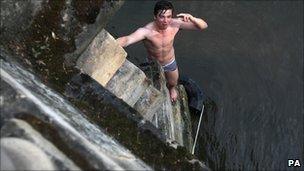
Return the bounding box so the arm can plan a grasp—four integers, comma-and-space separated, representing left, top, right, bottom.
116, 28, 147, 47
175, 13, 208, 31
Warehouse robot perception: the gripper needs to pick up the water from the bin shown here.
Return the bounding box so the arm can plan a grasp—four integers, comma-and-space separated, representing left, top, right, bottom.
106, 1, 303, 170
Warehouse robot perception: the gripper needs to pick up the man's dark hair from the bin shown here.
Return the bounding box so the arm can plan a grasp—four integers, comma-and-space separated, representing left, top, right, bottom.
154, 0, 174, 16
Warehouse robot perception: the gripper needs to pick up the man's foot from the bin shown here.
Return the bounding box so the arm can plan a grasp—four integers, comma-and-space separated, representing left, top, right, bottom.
169, 87, 178, 102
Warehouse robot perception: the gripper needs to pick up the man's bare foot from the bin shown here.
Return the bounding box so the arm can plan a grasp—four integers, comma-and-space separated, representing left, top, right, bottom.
169, 87, 178, 102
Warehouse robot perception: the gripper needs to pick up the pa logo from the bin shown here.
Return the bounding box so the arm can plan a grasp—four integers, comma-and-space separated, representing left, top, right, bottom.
288, 159, 301, 167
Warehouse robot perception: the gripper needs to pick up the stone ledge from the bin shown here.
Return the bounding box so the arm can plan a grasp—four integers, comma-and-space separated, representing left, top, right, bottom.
1, 118, 81, 170
1, 137, 56, 170
106, 60, 148, 107
77, 29, 127, 86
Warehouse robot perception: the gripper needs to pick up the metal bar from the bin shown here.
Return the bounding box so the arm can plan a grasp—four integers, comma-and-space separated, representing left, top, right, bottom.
191, 105, 204, 155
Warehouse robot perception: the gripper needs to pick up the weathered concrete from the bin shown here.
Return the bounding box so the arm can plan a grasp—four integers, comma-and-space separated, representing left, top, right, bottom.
1, 57, 152, 170
1, 119, 81, 170
64, 73, 210, 171
172, 86, 194, 150
0, 0, 45, 37
76, 29, 165, 122
141, 60, 194, 151
77, 29, 127, 86
0, 148, 15, 170
142, 61, 176, 140
68, 0, 126, 66
1, 137, 56, 170
1, 54, 209, 171
132, 84, 163, 120
106, 60, 149, 107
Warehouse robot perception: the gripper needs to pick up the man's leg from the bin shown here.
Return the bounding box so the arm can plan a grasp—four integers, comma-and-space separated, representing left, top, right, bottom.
165, 68, 179, 102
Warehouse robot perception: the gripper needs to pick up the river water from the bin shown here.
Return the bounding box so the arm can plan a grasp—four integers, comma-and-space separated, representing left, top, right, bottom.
106, 1, 303, 170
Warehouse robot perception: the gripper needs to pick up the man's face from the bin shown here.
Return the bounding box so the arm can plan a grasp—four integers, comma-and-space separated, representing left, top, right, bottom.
154, 9, 173, 30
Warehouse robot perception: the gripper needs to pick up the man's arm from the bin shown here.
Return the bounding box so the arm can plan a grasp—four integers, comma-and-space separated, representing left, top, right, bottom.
116, 28, 148, 47
174, 13, 208, 30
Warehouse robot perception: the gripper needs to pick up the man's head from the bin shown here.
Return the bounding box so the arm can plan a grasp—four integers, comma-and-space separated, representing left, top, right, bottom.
154, 0, 174, 30
154, 0, 174, 16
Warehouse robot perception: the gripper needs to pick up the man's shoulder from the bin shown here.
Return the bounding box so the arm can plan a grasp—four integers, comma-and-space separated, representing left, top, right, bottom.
142, 22, 154, 31
134, 26, 151, 35
137, 23, 156, 36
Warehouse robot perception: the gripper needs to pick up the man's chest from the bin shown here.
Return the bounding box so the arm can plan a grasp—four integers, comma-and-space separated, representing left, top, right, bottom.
146, 28, 178, 47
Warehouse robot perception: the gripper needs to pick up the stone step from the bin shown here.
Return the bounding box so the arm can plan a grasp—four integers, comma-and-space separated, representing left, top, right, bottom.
76, 29, 127, 87
171, 85, 193, 150
106, 60, 149, 107
133, 84, 164, 121
76, 29, 164, 119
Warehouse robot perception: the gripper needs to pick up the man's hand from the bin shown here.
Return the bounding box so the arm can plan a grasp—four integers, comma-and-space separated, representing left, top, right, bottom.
176, 13, 208, 30
177, 13, 194, 22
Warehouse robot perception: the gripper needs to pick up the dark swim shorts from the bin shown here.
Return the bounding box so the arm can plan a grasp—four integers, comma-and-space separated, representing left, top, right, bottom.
162, 59, 177, 72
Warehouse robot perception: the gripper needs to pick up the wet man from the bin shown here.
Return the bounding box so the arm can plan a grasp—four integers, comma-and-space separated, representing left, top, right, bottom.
117, 0, 208, 102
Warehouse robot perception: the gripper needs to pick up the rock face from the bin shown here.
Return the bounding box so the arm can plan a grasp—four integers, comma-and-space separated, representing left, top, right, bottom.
0, 0, 209, 170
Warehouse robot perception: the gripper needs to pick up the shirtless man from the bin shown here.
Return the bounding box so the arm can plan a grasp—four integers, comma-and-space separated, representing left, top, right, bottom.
117, 0, 207, 102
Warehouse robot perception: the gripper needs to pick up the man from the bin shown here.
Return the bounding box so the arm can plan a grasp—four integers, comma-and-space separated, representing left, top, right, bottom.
117, 0, 207, 102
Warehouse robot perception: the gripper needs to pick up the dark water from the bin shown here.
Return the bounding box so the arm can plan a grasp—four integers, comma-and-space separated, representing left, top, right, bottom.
106, 1, 303, 170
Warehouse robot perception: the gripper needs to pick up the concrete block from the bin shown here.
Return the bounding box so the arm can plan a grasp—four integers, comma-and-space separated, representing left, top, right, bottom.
1, 119, 81, 170
77, 29, 127, 86
106, 60, 149, 107
133, 85, 163, 121
1, 137, 56, 170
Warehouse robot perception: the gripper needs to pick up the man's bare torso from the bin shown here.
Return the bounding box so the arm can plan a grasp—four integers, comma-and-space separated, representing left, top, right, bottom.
116, 7, 207, 102
142, 21, 179, 65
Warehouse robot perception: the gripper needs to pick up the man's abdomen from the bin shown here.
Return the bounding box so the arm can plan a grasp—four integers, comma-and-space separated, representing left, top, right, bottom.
148, 48, 175, 65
